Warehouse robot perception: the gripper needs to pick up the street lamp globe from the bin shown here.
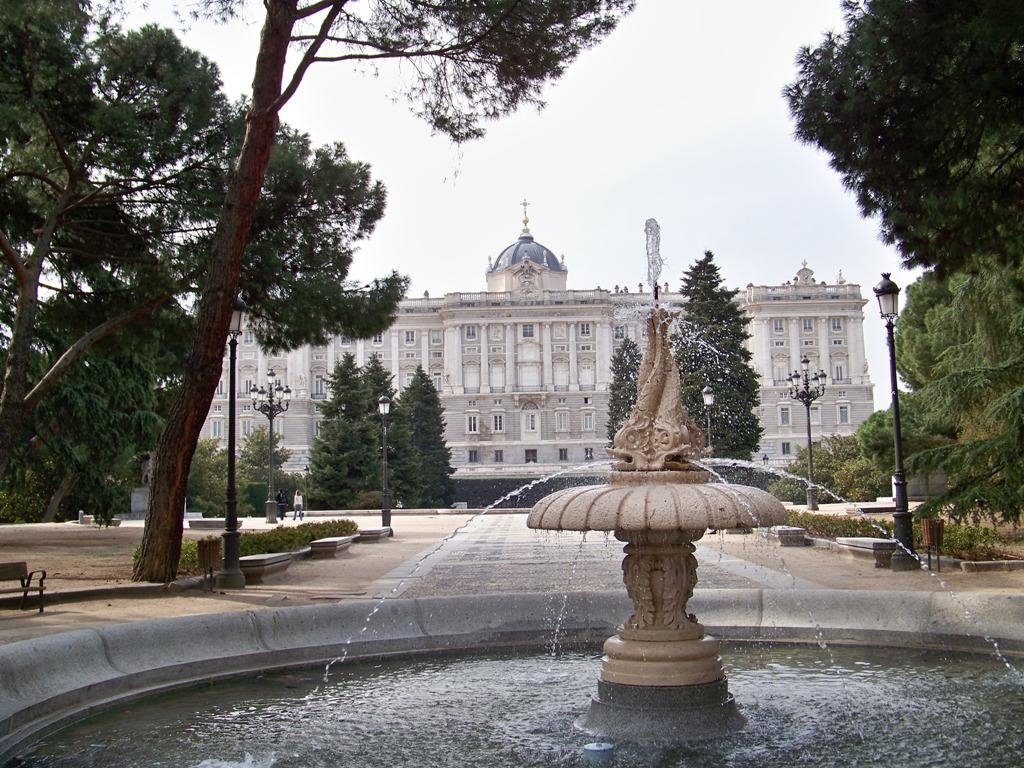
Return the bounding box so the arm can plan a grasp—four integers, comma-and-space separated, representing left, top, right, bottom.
701, 386, 714, 407
378, 394, 391, 416
229, 296, 246, 335
874, 273, 900, 319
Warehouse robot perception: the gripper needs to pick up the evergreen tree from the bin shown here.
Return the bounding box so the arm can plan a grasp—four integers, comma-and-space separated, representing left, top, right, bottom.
393, 367, 455, 508
671, 251, 762, 458
607, 338, 642, 440
307, 354, 377, 508
237, 426, 291, 493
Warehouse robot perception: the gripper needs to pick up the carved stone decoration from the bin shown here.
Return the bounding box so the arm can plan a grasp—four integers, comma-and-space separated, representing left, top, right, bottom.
607, 309, 706, 472
620, 530, 702, 634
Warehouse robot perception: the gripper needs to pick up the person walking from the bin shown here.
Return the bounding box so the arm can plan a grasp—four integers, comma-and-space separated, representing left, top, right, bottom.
293, 490, 304, 521
275, 489, 286, 522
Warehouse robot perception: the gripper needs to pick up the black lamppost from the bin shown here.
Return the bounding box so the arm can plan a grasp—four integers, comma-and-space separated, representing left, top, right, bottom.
377, 395, 392, 531
874, 273, 917, 571
252, 369, 291, 523
215, 297, 246, 590
701, 386, 714, 453
789, 356, 826, 511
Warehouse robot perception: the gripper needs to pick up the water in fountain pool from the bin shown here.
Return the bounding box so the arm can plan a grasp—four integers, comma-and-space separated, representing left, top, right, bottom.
9, 644, 1022, 768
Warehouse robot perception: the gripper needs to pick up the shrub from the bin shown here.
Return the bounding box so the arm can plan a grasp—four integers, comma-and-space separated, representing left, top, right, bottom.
786, 510, 892, 539
787, 511, 1015, 561
238, 519, 359, 557
931, 522, 1004, 561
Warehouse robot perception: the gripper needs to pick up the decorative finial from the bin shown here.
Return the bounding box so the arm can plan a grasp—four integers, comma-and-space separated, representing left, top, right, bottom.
520, 197, 531, 235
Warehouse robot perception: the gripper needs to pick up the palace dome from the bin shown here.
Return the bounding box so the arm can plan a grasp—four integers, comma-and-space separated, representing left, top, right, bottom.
489, 230, 565, 273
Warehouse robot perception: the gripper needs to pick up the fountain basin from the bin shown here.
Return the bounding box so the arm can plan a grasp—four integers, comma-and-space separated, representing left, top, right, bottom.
7, 641, 1023, 767
527, 470, 786, 532
2, 589, 1023, 762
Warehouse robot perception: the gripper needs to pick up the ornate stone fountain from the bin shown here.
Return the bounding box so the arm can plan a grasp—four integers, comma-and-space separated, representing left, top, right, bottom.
528, 225, 786, 742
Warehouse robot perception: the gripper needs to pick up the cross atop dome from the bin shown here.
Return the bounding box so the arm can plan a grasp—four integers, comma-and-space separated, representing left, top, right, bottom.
520, 197, 531, 235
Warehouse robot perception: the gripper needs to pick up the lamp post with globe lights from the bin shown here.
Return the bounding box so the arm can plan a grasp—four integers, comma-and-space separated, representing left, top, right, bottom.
251, 370, 291, 523
214, 297, 247, 590
701, 386, 714, 453
789, 356, 826, 511
378, 395, 392, 531
873, 273, 917, 571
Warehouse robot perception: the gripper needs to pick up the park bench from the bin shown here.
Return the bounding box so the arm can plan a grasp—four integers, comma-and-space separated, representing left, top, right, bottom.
188, 518, 245, 530
238, 552, 291, 583
357, 526, 393, 542
309, 535, 357, 559
0, 561, 46, 613
836, 536, 898, 568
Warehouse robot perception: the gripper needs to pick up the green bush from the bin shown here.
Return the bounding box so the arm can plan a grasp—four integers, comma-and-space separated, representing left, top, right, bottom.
788, 511, 1014, 562
930, 522, 1004, 561
786, 510, 892, 539
238, 519, 359, 557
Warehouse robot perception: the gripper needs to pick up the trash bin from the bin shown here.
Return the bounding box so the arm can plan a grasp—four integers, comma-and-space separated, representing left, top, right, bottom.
197, 537, 222, 589
921, 518, 944, 572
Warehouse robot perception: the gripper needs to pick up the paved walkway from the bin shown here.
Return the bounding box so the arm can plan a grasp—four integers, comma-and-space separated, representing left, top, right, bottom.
1, 509, 1022, 646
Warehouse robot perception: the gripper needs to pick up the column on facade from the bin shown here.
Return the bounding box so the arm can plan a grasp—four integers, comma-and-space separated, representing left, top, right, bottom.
817, 317, 831, 383
420, 330, 430, 383
504, 323, 515, 393
788, 317, 801, 373
759, 319, 772, 386
849, 315, 866, 385
541, 322, 553, 390
595, 320, 610, 387
481, 323, 491, 393
389, 329, 400, 380
355, 339, 366, 367
568, 322, 579, 391
444, 325, 463, 394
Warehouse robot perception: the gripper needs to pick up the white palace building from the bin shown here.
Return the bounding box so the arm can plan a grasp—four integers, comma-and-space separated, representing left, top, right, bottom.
202, 216, 875, 485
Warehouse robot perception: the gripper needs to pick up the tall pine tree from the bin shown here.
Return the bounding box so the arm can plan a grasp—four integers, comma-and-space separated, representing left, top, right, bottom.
672, 251, 762, 458
394, 367, 455, 508
607, 338, 643, 440
307, 354, 377, 508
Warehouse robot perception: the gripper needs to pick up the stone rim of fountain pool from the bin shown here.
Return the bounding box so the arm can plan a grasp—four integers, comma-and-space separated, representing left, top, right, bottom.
2, 588, 1023, 762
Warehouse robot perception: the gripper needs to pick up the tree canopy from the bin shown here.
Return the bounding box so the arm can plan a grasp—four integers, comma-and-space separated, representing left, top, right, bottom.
134, 0, 635, 581
887, 265, 1024, 522
0, 5, 405, 525
393, 367, 455, 508
785, 0, 1024, 276
671, 251, 762, 458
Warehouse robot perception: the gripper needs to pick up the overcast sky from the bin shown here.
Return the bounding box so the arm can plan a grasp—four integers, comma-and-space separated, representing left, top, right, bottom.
133, 2, 918, 410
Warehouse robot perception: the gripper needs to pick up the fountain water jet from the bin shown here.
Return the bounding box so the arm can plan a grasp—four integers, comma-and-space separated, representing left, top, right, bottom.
528, 304, 787, 743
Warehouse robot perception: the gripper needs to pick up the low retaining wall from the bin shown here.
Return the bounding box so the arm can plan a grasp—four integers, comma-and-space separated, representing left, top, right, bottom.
2, 589, 1023, 762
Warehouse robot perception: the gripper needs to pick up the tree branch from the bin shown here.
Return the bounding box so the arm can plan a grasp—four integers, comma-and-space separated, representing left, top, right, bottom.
24, 292, 174, 410
0, 229, 27, 287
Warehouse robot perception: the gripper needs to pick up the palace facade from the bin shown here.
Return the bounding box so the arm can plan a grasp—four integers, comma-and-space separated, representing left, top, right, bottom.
202, 220, 874, 484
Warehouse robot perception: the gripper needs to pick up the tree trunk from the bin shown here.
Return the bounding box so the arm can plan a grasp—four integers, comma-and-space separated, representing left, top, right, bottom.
0, 189, 72, 478
42, 472, 77, 523
132, 3, 298, 582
